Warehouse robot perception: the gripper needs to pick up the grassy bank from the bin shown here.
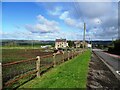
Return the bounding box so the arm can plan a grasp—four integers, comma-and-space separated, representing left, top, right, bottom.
19, 50, 91, 88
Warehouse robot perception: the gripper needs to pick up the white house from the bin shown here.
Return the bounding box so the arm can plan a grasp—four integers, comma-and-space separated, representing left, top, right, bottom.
55, 39, 68, 49
87, 44, 92, 48
74, 41, 81, 48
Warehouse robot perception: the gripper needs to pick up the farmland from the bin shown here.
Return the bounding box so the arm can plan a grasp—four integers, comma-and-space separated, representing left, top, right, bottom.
2, 48, 54, 88
2, 49, 53, 64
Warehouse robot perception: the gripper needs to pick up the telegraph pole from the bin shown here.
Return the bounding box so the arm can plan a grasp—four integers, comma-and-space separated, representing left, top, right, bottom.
83, 22, 86, 49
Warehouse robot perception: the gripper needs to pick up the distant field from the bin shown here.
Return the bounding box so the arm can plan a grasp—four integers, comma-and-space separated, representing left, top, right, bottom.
2, 49, 53, 63
1, 46, 42, 49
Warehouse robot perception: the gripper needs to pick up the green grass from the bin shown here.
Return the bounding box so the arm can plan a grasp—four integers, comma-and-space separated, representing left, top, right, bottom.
19, 50, 91, 88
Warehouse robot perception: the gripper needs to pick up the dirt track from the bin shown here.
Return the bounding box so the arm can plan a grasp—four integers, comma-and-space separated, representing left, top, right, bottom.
87, 53, 120, 89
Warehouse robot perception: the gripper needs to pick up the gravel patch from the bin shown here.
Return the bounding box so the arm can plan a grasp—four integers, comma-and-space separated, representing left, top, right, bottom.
87, 53, 120, 89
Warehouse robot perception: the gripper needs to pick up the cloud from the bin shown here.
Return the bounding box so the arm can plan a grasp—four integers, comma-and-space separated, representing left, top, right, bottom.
64, 18, 76, 26
87, 26, 118, 40
1, 30, 60, 40
38, 2, 118, 40
59, 11, 84, 29
2, 2, 118, 40
72, 2, 113, 18
59, 11, 77, 27
69, 2, 118, 40
59, 11, 69, 19
25, 15, 60, 34
48, 6, 62, 16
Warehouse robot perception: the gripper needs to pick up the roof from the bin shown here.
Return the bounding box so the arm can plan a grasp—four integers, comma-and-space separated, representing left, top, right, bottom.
55, 39, 66, 42
74, 41, 81, 44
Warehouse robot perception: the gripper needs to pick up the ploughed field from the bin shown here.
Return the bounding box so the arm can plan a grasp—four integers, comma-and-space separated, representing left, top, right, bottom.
2, 49, 54, 88
2, 49, 53, 64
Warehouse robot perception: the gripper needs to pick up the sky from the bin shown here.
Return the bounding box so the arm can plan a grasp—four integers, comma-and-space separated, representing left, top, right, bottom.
0, 1, 119, 41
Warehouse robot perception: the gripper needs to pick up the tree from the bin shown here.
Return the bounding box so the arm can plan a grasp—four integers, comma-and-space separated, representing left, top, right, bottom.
68, 41, 74, 47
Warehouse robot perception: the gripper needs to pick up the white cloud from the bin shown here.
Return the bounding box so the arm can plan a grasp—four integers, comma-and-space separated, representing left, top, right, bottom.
1, 30, 58, 40
25, 15, 60, 34
59, 11, 69, 20
64, 18, 76, 26
59, 11, 84, 29
48, 2, 118, 40
49, 7, 62, 16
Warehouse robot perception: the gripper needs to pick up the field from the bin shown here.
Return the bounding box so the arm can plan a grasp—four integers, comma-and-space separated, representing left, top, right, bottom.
2, 48, 54, 88
2, 47, 86, 88
19, 50, 91, 88
2, 49, 53, 64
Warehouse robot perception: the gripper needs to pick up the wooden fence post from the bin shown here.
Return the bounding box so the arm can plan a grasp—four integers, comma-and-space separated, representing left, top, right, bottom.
0, 62, 2, 90
36, 56, 40, 77
53, 53, 56, 67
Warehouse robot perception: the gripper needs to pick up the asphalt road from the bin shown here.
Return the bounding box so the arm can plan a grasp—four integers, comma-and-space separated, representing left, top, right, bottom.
93, 49, 120, 71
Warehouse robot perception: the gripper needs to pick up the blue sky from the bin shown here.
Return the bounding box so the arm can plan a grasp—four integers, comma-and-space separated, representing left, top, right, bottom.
1, 1, 118, 40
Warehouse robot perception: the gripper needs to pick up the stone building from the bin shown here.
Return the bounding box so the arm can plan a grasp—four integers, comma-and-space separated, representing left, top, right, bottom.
55, 39, 68, 49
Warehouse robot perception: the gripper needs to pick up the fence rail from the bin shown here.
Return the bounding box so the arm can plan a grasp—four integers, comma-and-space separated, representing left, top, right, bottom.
2, 50, 83, 88
2, 58, 37, 67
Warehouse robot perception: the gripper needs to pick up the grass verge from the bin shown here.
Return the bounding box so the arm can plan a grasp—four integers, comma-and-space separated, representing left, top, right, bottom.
19, 50, 91, 88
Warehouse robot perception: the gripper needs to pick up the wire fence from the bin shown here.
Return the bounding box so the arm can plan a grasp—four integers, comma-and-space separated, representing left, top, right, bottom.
2, 50, 83, 88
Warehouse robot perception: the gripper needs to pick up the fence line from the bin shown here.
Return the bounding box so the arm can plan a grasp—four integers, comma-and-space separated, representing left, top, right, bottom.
0, 62, 2, 90
4, 70, 38, 87
2, 58, 37, 67
2, 50, 83, 88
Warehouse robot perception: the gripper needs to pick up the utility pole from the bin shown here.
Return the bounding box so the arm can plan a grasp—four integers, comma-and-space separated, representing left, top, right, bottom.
83, 22, 86, 49
112, 37, 114, 47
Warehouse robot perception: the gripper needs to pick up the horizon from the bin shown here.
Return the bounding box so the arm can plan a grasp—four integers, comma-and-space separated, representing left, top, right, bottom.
1, 39, 114, 41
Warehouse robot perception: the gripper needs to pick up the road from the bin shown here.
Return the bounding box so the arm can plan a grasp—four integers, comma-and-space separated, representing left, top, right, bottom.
93, 49, 120, 75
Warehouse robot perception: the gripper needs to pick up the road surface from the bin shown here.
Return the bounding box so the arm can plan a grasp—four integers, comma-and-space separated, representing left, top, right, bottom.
93, 49, 120, 75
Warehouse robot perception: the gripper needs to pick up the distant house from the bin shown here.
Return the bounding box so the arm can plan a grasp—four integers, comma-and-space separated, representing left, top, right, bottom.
81, 41, 89, 48
55, 39, 68, 49
87, 43, 92, 48
74, 41, 89, 48
74, 41, 81, 48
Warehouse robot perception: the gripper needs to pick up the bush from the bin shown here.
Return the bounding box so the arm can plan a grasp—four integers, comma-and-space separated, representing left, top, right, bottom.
108, 46, 114, 52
